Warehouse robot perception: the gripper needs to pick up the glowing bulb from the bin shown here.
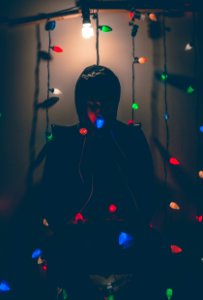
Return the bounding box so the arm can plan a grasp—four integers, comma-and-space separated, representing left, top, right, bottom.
0, 280, 11, 293
161, 72, 168, 81
134, 57, 148, 64
169, 202, 180, 210
166, 288, 173, 300
43, 218, 49, 227
199, 126, 203, 133
198, 170, 203, 178
95, 116, 105, 129
99, 25, 112, 32
132, 103, 139, 110
186, 85, 195, 94
170, 245, 183, 254
169, 157, 180, 165
82, 23, 94, 39
51, 46, 63, 53
32, 248, 42, 259
108, 204, 118, 213
42, 265, 48, 271
127, 119, 134, 125
196, 215, 203, 222
185, 42, 193, 51
118, 232, 134, 249
79, 128, 88, 135
49, 88, 62, 95
149, 13, 157, 22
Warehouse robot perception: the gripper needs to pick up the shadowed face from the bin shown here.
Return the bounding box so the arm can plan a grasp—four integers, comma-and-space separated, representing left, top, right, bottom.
87, 100, 103, 125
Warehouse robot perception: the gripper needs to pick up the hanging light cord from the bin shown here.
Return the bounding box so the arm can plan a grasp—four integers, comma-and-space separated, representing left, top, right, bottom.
162, 15, 170, 183
46, 30, 51, 139
131, 34, 135, 121
193, 12, 200, 173
95, 10, 100, 65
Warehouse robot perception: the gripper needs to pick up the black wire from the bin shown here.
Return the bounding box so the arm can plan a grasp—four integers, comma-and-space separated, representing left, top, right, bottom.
162, 14, 170, 183
192, 12, 201, 174
95, 11, 100, 65
46, 30, 51, 139
132, 35, 135, 121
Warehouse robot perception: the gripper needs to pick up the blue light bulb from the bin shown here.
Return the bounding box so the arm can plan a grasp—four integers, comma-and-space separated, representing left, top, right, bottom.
118, 231, 134, 249
95, 116, 105, 129
200, 125, 203, 133
0, 281, 11, 293
31, 248, 42, 259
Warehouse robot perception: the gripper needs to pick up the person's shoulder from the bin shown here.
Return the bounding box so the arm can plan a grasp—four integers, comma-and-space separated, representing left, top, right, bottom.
114, 120, 142, 136
51, 123, 79, 142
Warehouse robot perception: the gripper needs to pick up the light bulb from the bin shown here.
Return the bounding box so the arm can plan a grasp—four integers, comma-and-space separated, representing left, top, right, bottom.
185, 42, 193, 51
169, 202, 180, 210
82, 23, 94, 39
49, 88, 62, 95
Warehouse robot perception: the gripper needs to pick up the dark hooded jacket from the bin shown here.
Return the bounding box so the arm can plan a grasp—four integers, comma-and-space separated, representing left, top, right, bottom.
41, 65, 156, 232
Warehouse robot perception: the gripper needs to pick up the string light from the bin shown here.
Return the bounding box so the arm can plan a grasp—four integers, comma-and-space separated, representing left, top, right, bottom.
185, 42, 193, 51
166, 288, 173, 300
95, 116, 105, 128
79, 128, 88, 135
81, 6, 94, 39
170, 245, 183, 254
186, 85, 195, 94
0, 281, 11, 293
169, 157, 180, 165
49, 88, 63, 95
133, 56, 148, 64
32, 248, 42, 259
51, 45, 63, 53
196, 215, 203, 222
98, 25, 112, 32
118, 231, 134, 249
148, 13, 157, 22
108, 204, 118, 213
132, 103, 139, 110
198, 170, 203, 178
169, 202, 180, 210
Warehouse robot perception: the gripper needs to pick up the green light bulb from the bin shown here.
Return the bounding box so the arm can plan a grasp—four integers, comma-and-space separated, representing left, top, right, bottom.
166, 288, 173, 300
161, 72, 168, 81
132, 103, 139, 110
46, 132, 54, 142
107, 295, 114, 300
187, 85, 195, 94
100, 25, 112, 32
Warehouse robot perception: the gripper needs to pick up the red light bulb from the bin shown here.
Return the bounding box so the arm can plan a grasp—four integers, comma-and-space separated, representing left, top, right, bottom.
42, 265, 48, 271
108, 204, 118, 213
51, 46, 63, 53
169, 157, 180, 165
196, 215, 203, 222
79, 128, 88, 135
170, 245, 183, 254
127, 119, 134, 125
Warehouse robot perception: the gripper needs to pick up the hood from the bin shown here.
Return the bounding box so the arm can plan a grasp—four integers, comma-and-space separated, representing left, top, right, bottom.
75, 65, 121, 129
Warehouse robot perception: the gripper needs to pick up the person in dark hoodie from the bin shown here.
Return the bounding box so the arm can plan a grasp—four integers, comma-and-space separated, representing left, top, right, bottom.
40, 65, 169, 300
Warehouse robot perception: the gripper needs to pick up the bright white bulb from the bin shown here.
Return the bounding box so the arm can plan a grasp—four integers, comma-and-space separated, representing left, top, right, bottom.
52, 88, 62, 95
185, 43, 193, 51
82, 23, 94, 39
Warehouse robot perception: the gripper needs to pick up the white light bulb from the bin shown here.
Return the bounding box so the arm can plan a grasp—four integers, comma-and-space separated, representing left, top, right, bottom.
185, 43, 193, 51
82, 23, 94, 39
51, 88, 62, 95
